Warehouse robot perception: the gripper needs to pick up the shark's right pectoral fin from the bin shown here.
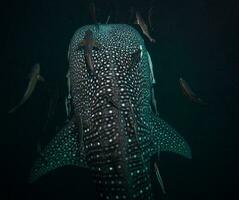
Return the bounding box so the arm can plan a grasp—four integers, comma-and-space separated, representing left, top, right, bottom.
151, 115, 192, 159
29, 118, 87, 183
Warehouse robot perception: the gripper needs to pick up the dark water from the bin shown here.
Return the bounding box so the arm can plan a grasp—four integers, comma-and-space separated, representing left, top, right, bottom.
1, 0, 238, 199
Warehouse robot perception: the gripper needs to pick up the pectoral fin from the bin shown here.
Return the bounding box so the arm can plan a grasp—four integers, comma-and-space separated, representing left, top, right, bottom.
151, 115, 192, 159
29, 118, 87, 183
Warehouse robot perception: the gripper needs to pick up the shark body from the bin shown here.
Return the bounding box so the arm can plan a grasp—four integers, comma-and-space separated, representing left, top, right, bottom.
29, 24, 191, 200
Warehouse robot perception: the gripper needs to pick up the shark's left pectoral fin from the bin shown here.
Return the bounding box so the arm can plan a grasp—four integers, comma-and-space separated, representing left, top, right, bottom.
151, 115, 192, 159
29, 118, 87, 183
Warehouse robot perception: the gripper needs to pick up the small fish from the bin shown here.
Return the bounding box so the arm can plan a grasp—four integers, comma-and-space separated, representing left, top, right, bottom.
135, 11, 156, 43
65, 97, 72, 120
151, 86, 158, 115
105, 15, 110, 24
154, 162, 166, 195
78, 30, 101, 76
146, 51, 158, 114
89, 2, 97, 24
179, 77, 207, 105
8, 63, 44, 113
66, 70, 71, 98
65, 70, 72, 120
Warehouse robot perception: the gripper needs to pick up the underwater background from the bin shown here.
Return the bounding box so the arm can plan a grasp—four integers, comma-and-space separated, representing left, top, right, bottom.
1, 0, 238, 199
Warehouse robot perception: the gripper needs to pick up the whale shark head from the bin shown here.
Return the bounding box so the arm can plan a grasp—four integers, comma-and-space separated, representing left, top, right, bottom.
68, 24, 151, 123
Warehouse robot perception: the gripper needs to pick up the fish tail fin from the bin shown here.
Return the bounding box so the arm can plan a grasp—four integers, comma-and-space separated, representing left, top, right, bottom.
134, 17, 139, 25
28, 117, 87, 183
8, 101, 24, 114
151, 115, 192, 159
8, 106, 18, 114
134, 11, 142, 25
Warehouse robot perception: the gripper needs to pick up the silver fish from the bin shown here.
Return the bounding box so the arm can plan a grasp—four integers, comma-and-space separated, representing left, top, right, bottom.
78, 29, 101, 76
65, 70, 72, 120
179, 77, 207, 105
135, 11, 156, 43
89, 2, 97, 24
8, 63, 44, 113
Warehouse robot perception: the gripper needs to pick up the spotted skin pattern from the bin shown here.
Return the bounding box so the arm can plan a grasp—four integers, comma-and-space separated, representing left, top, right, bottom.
29, 24, 191, 200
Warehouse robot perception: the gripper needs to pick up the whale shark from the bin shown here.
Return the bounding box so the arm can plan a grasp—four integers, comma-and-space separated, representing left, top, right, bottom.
29, 24, 191, 200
